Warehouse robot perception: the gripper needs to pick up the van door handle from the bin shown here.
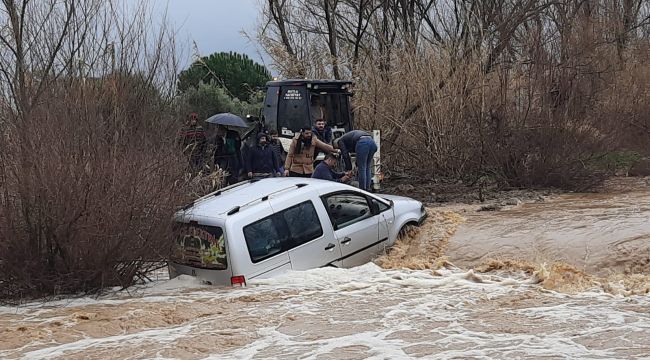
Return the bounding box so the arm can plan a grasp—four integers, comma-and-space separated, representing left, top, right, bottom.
341, 237, 352, 245
324, 243, 336, 251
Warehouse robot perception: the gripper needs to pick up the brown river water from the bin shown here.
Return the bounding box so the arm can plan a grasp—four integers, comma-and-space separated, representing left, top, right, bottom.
1, 178, 649, 359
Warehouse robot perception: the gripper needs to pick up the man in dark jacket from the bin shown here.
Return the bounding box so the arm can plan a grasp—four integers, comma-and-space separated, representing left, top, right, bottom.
333, 130, 377, 191
312, 153, 351, 183
268, 129, 286, 173
245, 133, 281, 179
312, 118, 333, 161
312, 118, 333, 144
213, 125, 242, 184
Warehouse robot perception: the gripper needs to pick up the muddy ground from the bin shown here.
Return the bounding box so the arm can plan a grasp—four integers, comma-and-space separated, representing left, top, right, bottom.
384, 175, 649, 209
382, 176, 555, 207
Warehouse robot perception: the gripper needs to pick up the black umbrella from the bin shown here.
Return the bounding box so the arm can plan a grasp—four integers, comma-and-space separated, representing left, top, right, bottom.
205, 113, 249, 128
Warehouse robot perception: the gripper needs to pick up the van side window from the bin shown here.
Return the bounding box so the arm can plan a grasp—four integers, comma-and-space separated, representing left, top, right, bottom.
322, 193, 372, 229
243, 201, 323, 263
243, 216, 287, 263
281, 201, 323, 247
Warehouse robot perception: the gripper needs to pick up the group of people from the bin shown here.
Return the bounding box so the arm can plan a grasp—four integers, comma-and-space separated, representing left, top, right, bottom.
177, 112, 244, 185
178, 114, 378, 191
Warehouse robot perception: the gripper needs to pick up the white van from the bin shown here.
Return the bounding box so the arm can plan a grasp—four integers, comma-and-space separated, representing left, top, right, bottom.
169, 178, 426, 286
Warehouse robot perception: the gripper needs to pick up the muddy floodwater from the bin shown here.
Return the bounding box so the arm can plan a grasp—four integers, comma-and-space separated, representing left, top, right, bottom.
1, 178, 649, 359
449, 179, 650, 276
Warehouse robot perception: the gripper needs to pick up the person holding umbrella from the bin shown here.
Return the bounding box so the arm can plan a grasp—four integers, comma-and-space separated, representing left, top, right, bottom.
205, 113, 248, 184
213, 125, 242, 185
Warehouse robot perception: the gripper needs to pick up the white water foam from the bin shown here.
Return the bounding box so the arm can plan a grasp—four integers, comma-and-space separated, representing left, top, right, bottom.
1, 264, 649, 359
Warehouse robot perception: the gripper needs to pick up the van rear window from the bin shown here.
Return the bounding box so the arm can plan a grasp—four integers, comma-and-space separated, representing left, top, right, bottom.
172, 224, 227, 269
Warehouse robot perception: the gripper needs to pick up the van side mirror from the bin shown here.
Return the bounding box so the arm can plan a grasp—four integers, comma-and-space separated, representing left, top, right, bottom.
389, 200, 394, 207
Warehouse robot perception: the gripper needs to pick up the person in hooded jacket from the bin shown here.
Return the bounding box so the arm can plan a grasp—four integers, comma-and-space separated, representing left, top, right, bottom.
245, 133, 281, 179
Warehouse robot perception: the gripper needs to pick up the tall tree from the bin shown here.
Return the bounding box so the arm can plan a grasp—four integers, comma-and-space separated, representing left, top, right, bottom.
178, 51, 272, 101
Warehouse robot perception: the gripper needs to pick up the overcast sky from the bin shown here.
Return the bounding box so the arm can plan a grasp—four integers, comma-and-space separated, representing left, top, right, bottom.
154, 0, 269, 70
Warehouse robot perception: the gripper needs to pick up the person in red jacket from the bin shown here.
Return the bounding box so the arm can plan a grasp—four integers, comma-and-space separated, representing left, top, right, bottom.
178, 112, 206, 172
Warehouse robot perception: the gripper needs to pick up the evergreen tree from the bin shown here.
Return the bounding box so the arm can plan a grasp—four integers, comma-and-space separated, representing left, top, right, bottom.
178, 83, 263, 120
178, 51, 272, 101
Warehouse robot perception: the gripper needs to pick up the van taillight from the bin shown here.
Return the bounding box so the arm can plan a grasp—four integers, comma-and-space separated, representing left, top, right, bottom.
231, 275, 246, 287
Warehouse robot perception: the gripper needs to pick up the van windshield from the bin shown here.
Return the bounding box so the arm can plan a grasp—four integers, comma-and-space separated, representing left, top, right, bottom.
171, 224, 227, 270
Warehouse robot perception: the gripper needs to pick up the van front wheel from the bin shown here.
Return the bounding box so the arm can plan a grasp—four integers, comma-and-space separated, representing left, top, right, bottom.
397, 223, 418, 239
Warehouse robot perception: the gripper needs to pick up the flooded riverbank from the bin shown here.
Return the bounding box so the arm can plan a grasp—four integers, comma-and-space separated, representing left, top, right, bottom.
1, 177, 648, 359
449, 177, 650, 277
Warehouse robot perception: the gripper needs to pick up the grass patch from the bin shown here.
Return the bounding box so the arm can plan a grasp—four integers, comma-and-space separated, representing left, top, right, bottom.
587, 151, 642, 173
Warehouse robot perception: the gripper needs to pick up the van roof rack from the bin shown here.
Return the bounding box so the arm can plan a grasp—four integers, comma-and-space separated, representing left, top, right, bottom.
212, 179, 258, 197
179, 180, 260, 212
180, 201, 194, 211
224, 183, 309, 215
